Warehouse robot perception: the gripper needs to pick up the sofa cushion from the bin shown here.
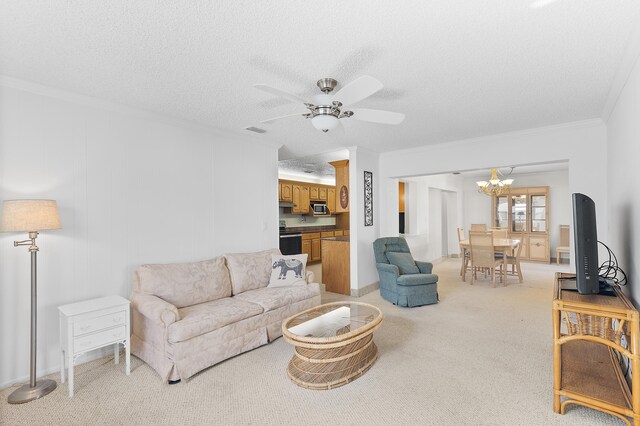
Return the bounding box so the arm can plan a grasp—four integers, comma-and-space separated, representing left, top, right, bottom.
269, 254, 308, 287
226, 248, 281, 295
234, 283, 321, 312
397, 273, 439, 286
168, 298, 263, 343
386, 252, 420, 275
137, 257, 231, 308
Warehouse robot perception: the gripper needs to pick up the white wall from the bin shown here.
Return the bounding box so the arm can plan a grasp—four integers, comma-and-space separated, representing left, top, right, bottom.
606, 49, 640, 304
279, 212, 336, 228
380, 120, 608, 272
0, 83, 279, 387
348, 146, 380, 291
462, 169, 571, 255
400, 174, 464, 262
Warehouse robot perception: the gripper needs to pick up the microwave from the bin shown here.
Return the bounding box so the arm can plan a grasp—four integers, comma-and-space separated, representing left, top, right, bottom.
311, 203, 329, 215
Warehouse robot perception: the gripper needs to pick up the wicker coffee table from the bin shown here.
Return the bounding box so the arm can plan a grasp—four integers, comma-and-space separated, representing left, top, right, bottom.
282, 301, 383, 390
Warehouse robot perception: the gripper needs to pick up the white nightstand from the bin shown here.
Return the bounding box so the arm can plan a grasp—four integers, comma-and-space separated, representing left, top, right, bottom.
58, 295, 131, 398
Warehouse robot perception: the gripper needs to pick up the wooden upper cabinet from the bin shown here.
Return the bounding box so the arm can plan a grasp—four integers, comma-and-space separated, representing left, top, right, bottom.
327, 188, 336, 213
399, 181, 405, 213
330, 160, 349, 213
310, 186, 319, 200
280, 183, 293, 202
291, 183, 311, 214
300, 186, 310, 214
279, 179, 335, 215
292, 185, 302, 213
318, 187, 327, 201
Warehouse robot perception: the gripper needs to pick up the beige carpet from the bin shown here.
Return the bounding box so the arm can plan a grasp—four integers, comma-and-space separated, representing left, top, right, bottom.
0, 259, 625, 425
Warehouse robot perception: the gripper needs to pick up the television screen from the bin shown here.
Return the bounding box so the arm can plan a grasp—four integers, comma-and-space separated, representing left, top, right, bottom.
572, 193, 599, 294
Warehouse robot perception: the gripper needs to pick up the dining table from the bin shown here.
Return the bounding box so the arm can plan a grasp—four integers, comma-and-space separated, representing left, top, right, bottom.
459, 238, 521, 283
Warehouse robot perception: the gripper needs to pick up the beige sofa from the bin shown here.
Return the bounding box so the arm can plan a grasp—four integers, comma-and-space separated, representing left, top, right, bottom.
130, 248, 321, 382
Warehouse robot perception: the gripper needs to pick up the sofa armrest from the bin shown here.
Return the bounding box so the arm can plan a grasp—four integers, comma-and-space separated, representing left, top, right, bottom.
415, 261, 433, 274
306, 270, 315, 284
131, 293, 180, 326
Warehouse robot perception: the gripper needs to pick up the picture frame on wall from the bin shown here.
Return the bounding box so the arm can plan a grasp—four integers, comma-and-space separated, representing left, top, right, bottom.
364, 171, 373, 226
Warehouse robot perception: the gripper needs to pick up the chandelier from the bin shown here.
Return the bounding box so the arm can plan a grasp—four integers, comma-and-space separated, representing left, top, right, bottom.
476, 168, 514, 196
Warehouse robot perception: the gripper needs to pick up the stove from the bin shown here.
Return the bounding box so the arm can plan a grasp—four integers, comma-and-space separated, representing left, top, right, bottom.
278, 220, 302, 255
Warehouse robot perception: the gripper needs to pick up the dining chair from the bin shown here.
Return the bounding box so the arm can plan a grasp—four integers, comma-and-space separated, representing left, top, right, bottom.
469, 231, 503, 286
491, 228, 508, 239
470, 224, 487, 231
556, 225, 570, 264
501, 239, 523, 283
457, 228, 470, 279
491, 228, 510, 257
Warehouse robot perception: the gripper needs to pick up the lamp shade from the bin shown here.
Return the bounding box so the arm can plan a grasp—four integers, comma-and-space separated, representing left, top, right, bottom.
311, 115, 339, 131
0, 200, 61, 232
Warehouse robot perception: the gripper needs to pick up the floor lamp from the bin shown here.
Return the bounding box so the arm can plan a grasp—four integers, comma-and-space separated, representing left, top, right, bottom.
1, 199, 61, 404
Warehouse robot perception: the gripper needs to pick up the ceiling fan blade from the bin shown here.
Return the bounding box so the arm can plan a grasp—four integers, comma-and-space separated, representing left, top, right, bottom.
350, 108, 405, 125
332, 75, 383, 107
260, 112, 307, 124
253, 84, 307, 104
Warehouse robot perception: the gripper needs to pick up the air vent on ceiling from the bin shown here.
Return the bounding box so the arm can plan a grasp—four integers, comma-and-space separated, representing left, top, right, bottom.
452, 172, 461, 175
245, 126, 266, 134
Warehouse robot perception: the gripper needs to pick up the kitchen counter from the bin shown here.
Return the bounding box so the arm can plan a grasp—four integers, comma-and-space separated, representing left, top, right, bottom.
280, 226, 348, 235
320, 236, 350, 242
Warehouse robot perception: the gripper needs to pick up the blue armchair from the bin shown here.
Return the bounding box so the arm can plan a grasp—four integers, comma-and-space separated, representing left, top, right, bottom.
373, 237, 438, 307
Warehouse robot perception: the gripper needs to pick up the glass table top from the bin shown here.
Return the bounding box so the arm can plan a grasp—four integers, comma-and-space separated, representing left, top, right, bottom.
285, 302, 381, 339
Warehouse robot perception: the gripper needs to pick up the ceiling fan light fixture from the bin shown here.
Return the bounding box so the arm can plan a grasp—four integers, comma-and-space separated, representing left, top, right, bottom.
312, 115, 339, 132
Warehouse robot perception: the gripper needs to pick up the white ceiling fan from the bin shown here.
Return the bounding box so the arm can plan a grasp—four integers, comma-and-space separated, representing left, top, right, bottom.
254, 76, 405, 132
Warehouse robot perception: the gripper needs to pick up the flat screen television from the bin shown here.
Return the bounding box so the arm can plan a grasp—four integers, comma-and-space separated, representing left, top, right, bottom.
572, 193, 600, 294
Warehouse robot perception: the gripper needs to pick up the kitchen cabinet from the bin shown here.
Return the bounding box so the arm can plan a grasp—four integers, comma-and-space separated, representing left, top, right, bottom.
292, 184, 310, 214
491, 186, 550, 263
327, 188, 336, 213
280, 183, 292, 202
280, 179, 335, 214
310, 186, 319, 200
318, 187, 327, 201
311, 239, 321, 261
302, 233, 321, 262
330, 160, 349, 213
302, 240, 312, 259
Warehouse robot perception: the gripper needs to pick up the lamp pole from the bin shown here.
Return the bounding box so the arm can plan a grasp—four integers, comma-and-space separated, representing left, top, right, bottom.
8, 231, 57, 404
1, 199, 61, 404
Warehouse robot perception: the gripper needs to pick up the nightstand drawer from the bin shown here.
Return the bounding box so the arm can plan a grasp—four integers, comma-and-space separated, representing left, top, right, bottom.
74, 326, 126, 353
74, 311, 126, 336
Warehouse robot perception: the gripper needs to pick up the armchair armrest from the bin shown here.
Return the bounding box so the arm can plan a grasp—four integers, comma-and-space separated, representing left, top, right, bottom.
376, 263, 400, 277
131, 293, 180, 326
415, 261, 433, 274
306, 270, 315, 284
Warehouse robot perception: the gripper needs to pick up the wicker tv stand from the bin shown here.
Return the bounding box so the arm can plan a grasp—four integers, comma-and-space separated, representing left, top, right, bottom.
553, 272, 640, 425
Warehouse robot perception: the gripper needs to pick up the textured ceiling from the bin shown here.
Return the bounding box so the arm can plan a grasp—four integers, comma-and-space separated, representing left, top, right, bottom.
278, 149, 349, 180
452, 161, 569, 179
1, 1, 639, 160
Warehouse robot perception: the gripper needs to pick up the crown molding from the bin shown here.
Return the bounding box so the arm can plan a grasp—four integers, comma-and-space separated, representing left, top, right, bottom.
380, 118, 605, 158
0, 75, 280, 150
602, 20, 640, 122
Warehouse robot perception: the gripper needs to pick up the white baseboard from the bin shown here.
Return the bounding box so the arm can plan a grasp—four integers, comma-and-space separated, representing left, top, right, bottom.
351, 281, 379, 297
0, 346, 114, 390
